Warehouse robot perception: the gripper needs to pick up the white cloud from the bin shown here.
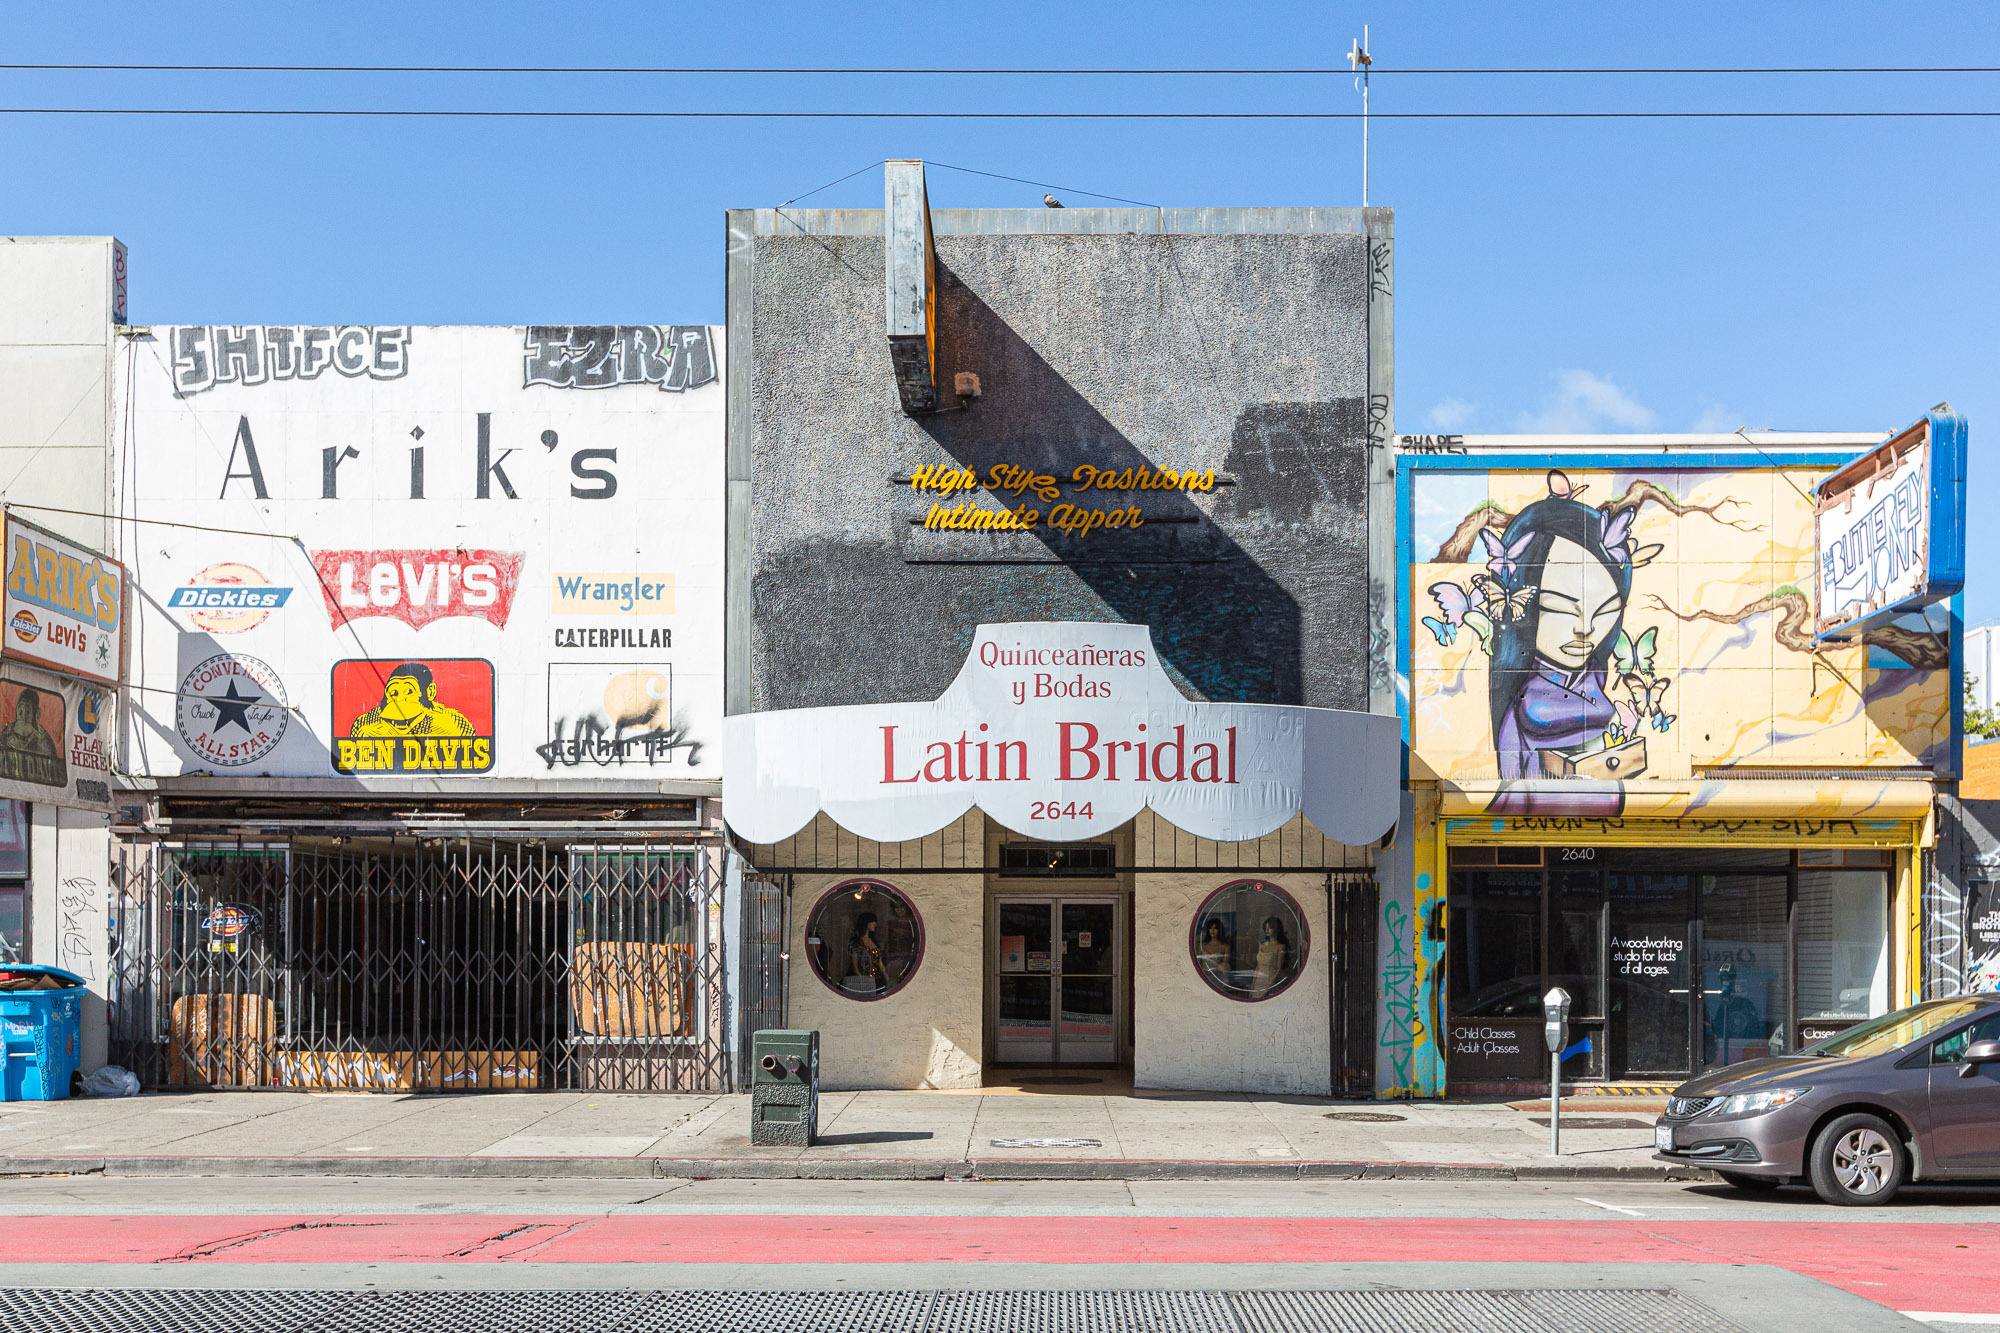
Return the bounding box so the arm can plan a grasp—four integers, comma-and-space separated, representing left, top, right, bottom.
1514, 370, 1657, 434
1690, 403, 1736, 433
1425, 397, 1477, 431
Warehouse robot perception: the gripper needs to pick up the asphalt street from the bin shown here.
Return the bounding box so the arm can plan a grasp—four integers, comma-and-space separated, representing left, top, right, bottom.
0, 1175, 1994, 1330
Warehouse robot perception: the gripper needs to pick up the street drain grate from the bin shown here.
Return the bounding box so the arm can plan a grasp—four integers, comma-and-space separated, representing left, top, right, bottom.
1528, 1116, 1654, 1130
1323, 1111, 1407, 1122
0, 1287, 1747, 1332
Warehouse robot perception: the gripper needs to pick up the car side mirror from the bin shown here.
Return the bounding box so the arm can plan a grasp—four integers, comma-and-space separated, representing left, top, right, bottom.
1958, 1039, 2000, 1078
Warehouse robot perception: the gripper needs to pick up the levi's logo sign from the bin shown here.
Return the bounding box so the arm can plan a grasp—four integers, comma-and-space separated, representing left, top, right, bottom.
310, 549, 525, 630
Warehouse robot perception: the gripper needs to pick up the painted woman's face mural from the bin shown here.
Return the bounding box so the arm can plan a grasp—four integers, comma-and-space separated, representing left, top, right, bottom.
1410, 465, 1950, 786
1533, 538, 1624, 669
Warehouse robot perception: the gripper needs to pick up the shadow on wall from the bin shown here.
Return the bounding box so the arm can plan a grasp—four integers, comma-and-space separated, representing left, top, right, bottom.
912, 263, 1339, 706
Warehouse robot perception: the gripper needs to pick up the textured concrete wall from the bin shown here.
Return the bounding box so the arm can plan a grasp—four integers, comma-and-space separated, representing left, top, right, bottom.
736, 218, 1372, 713
1132, 871, 1331, 1094
786, 871, 984, 1090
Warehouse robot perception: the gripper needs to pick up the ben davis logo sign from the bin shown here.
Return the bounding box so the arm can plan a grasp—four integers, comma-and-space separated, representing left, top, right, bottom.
331, 659, 494, 774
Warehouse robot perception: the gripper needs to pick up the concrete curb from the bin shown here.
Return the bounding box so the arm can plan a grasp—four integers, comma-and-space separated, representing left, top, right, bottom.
0, 1154, 1717, 1183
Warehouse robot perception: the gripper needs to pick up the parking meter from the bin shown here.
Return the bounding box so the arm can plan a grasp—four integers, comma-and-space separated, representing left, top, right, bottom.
1543, 987, 1571, 1156
1543, 987, 1571, 1054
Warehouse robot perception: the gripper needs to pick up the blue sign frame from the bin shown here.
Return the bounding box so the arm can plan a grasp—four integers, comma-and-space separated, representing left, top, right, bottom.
1813, 408, 1967, 643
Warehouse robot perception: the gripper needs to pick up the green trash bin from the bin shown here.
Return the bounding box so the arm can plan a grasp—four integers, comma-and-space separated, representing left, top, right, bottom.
750, 1029, 818, 1147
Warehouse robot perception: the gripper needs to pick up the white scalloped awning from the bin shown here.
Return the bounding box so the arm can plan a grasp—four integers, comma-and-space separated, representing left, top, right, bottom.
723, 622, 1401, 847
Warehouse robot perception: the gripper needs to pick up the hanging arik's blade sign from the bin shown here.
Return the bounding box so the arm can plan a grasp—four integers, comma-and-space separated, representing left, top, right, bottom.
308, 549, 525, 630
2, 514, 127, 686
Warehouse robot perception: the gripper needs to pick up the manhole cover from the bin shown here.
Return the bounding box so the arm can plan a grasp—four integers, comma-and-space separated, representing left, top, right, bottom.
989, 1137, 1102, 1148
1323, 1111, 1406, 1122
1017, 1076, 1103, 1086
1529, 1115, 1653, 1129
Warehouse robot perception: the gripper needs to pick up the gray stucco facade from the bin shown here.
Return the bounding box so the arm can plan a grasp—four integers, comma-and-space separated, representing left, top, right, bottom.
725, 204, 1395, 716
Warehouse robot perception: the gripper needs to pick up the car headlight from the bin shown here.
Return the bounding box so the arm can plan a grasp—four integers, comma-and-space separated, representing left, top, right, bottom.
1714, 1088, 1805, 1116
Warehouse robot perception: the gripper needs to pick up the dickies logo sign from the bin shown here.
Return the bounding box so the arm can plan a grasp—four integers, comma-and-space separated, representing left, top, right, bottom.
331, 659, 495, 774
309, 550, 525, 630
168, 563, 293, 633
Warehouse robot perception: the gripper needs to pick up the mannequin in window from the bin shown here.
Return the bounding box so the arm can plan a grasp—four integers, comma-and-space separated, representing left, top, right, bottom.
1250, 916, 1290, 998
845, 911, 895, 994
1197, 918, 1232, 977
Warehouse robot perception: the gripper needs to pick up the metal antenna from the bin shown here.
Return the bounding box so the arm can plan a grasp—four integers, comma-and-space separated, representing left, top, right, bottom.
1348, 26, 1372, 205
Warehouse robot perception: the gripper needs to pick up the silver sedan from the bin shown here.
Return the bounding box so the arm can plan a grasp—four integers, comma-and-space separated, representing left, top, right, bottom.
1654, 994, 2000, 1204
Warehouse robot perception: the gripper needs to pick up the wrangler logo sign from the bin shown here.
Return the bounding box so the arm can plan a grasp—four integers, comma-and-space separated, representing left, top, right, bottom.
331, 659, 495, 773
550, 572, 674, 615
2, 516, 126, 685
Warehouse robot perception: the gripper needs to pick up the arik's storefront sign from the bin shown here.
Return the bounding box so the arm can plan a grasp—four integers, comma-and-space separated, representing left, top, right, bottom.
723, 622, 1399, 845
2, 513, 126, 686
1814, 408, 1967, 641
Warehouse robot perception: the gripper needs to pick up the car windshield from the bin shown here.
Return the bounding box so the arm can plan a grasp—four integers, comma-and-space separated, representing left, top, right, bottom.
1799, 999, 1993, 1058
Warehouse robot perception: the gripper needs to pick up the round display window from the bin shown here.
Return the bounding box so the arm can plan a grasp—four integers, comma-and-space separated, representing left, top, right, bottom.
1189, 880, 1309, 1001
804, 880, 924, 1001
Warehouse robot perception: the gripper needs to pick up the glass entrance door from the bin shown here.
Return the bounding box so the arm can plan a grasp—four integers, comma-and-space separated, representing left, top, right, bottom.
1607, 872, 1693, 1078
993, 895, 1121, 1064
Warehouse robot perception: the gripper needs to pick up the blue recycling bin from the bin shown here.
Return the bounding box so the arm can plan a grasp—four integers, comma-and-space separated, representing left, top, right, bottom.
1, 964, 85, 1101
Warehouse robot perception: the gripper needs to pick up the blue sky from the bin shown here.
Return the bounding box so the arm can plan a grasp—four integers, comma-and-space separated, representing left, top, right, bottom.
5, 2, 1995, 620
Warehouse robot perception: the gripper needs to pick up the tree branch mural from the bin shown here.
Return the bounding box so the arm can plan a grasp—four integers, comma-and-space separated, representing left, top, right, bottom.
1642, 588, 1818, 655
1431, 482, 1761, 563
1641, 588, 1948, 670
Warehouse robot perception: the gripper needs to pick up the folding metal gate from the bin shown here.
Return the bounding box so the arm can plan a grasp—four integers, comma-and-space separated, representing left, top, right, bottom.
734, 870, 787, 1086
1328, 871, 1379, 1099
109, 835, 729, 1092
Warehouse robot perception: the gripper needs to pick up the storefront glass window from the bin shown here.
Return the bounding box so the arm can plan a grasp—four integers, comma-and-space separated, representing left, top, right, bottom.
1548, 869, 1604, 1020
804, 880, 922, 1000
1700, 874, 1790, 1065
1190, 881, 1307, 1001
1448, 870, 1542, 1017
1796, 869, 1889, 1022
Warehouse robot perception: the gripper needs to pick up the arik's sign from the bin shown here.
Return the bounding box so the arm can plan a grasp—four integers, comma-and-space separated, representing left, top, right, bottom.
2, 513, 127, 686
723, 622, 1398, 845
1813, 408, 1967, 641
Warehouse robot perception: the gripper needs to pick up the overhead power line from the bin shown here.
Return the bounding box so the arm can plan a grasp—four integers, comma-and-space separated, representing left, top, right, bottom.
3, 62, 2000, 76
1, 107, 1997, 120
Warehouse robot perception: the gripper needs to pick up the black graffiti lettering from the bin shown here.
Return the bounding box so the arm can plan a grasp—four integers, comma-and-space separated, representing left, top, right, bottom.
1366, 391, 1392, 450
220, 416, 270, 500
172, 327, 213, 394
213, 325, 267, 386
523, 326, 716, 392
1399, 435, 1467, 454
536, 714, 703, 770
171, 326, 411, 396
1369, 238, 1393, 301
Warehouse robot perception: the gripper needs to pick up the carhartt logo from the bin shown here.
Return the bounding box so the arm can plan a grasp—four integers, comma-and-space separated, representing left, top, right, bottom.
551, 572, 673, 616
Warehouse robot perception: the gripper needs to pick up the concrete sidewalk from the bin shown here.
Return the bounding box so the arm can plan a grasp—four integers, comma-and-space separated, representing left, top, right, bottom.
0, 1087, 1693, 1182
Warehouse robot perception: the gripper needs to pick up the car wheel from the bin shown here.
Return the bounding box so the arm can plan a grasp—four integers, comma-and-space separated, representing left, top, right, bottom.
1716, 1171, 1783, 1192
1808, 1113, 1907, 1206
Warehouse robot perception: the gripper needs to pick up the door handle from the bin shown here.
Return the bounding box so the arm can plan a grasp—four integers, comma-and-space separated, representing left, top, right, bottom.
1667, 989, 1690, 995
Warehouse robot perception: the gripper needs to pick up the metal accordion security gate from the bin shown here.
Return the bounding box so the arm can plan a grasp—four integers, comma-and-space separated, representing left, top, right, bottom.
109, 834, 729, 1093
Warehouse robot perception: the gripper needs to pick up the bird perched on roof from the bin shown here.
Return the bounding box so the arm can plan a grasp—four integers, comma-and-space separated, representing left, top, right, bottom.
1043, 194, 1063, 208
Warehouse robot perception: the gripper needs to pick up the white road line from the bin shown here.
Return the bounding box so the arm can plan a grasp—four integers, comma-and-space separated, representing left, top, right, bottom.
1900, 1315, 2000, 1326
1576, 1197, 1645, 1216
1574, 1197, 1710, 1217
